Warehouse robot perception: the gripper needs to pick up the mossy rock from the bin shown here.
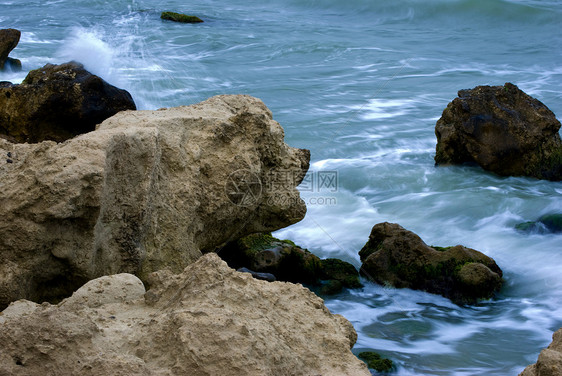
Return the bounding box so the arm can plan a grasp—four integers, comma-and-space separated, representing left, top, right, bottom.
359, 223, 503, 304
538, 214, 562, 233
217, 233, 322, 285
161, 11, 203, 23
430, 245, 452, 252
320, 258, 362, 288
515, 213, 562, 234
357, 351, 393, 372
319, 279, 343, 295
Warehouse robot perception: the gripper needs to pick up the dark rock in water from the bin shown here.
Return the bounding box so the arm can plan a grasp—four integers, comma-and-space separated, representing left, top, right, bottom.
219, 233, 322, 285
237, 267, 276, 282
515, 213, 562, 234
319, 279, 344, 295
161, 11, 204, 23
4, 57, 22, 72
220, 233, 364, 292
320, 258, 362, 289
357, 351, 393, 372
0, 61, 136, 143
359, 222, 503, 304
0, 28, 20, 70
435, 82, 562, 181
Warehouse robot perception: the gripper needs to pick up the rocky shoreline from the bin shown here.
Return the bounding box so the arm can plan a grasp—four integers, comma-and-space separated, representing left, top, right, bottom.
1, 30, 561, 373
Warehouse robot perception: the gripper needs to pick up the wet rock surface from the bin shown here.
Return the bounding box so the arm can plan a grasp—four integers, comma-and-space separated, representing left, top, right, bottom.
359, 222, 503, 304
219, 232, 362, 294
435, 83, 562, 180
0, 28, 20, 70
0, 61, 136, 143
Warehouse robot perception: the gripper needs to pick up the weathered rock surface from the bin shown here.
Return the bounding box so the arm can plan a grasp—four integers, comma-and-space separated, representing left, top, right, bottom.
0, 253, 369, 376
0, 94, 310, 309
435, 83, 562, 180
219, 233, 362, 294
520, 328, 562, 376
0, 61, 137, 143
359, 222, 503, 304
0, 28, 20, 70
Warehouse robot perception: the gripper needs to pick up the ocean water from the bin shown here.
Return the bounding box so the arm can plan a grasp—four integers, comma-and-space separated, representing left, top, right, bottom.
1, 0, 561, 374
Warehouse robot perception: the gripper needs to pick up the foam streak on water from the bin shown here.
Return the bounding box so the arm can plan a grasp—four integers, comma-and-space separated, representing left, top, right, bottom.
2, 0, 562, 374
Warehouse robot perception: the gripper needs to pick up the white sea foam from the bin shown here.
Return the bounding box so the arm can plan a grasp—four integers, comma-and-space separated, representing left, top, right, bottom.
56, 27, 115, 81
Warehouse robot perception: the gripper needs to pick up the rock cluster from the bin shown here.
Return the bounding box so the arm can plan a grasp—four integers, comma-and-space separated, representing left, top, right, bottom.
0, 94, 309, 310
219, 232, 362, 295
435, 83, 562, 181
359, 222, 503, 304
519, 328, 562, 376
0, 253, 370, 376
0, 28, 21, 71
0, 61, 136, 143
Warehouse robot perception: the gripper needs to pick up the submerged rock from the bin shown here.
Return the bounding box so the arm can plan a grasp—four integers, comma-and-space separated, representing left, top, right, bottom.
359, 222, 503, 304
3, 57, 22, 71
0, 61, 136, 143
0, 94, 309, 310
357, 351, 394, 372
219, 233, 323, 285
236, 267, 277, 282
519, 328, 562, 376
516, 213, 562, 234
219, 233, 362, 293
320, 258, 363, 289
161, 11, 204, 23
0, 253, 370, 376
0, 28, 20, 70
435, 83, 562, 181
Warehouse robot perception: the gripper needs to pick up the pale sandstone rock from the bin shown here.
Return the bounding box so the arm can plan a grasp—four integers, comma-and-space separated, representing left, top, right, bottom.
520, 328, 562, 376
0, 253, 369, 376
0, 95, 309, 309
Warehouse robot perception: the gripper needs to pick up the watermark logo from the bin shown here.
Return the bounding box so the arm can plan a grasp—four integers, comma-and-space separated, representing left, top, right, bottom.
225, 169, 339, 207
225, 169, 262, 207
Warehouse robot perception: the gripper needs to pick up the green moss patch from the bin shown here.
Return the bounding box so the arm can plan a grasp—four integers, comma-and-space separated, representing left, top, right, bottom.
358, 351, 393, 372
161, 11, 204, 23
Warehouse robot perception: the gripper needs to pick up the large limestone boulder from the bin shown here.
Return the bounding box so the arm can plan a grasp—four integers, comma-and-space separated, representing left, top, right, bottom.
520, 328, 562, 376
0, 94, 309, 309
0, 61, 136, 143
0, 253, 369, 376
0, 28, 20, 70
434, 83, 562, 180
359, 222, 503, 304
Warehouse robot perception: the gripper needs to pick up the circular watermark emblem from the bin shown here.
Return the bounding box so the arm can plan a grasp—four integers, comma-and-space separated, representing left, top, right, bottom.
225, 169, 262, 207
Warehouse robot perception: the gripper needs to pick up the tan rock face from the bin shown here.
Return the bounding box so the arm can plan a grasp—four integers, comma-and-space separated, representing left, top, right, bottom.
0, 253, 369, 376
520, 328, 562, 376
0, 95, 310, 309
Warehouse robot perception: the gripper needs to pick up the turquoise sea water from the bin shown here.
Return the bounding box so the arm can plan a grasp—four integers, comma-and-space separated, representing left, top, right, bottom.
1, 0, 561, 374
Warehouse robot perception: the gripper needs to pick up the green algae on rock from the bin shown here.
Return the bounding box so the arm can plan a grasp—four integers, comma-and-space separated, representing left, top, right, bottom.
515, 213, 562, 234
357, 351, 394, 372
219, 233, 362, 293
161, 11, 203, 23
359, 222, 503, 305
